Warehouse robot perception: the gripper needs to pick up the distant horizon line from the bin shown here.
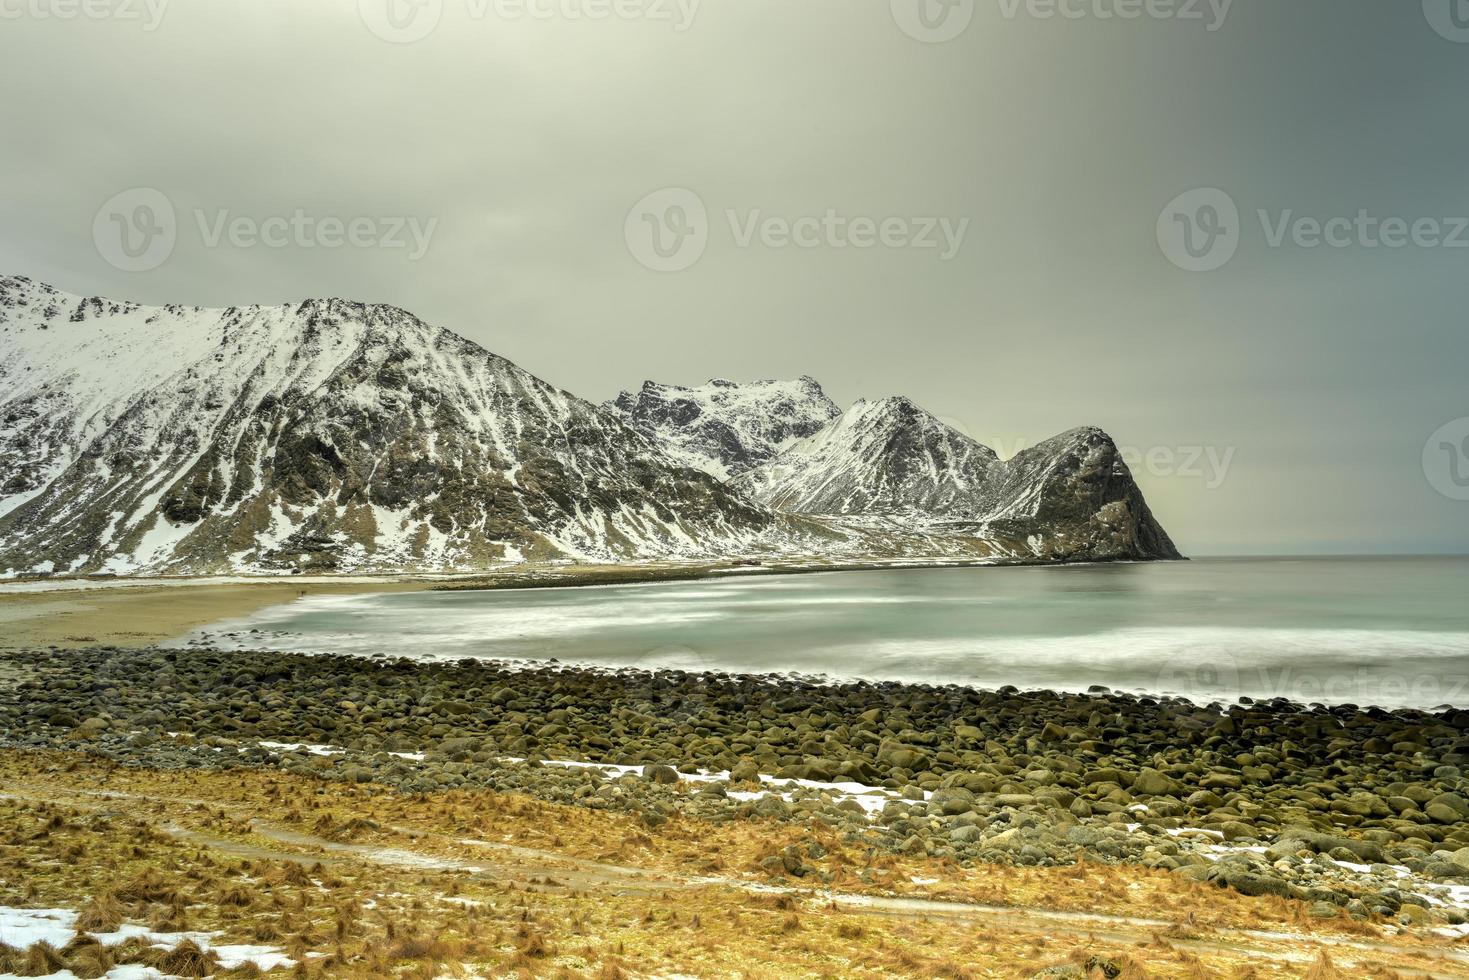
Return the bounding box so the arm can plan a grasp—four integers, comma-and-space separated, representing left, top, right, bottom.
1186, 552, 1469, 560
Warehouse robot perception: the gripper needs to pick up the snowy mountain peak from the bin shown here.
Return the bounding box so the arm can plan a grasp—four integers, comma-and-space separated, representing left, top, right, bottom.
2, 277, 1182, 573
863, 394, 915, 410
605, 376, 841, 480
731, 395, 998, 516
0, 279, 785, 576
733, 397, 1181, 562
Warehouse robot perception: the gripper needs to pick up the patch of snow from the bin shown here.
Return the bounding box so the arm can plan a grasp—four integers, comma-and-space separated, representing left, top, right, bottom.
0, 906, 76, 949
257, 740, 342, 757
0, 905, 294, 972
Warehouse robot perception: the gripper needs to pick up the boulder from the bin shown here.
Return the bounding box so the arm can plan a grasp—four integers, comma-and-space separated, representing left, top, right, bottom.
642, 764, 679, 784
1132, 767, 1183, 797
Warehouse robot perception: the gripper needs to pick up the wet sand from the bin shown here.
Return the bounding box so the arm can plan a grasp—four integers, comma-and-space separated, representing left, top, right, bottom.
0, 563, 751, 648
0, 557, 1000, 649
0, 579, 434, 648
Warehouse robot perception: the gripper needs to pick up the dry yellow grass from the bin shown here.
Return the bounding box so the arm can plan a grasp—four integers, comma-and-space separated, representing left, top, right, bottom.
0, 749, 1463, 979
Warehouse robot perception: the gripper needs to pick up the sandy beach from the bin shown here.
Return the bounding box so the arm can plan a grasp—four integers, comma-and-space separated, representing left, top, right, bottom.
0, 579, 436, 649
0, 563, 746, 648
0, 557, 1005, 650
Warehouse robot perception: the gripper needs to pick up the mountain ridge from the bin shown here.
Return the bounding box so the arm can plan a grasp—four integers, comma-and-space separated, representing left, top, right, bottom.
731, 397, 1182, 562
0, 276, 785, 575
605, 376, 840, 480
0, 276, 1182, 576
731, 396, 999, 516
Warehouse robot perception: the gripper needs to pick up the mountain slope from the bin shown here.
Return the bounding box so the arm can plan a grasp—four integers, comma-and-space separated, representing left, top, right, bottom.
731, 397, 999, 515
605, 377, 839, 480
971, 426, 1183, 561
1, 278, 1182, 575
733, 399, 1182, 562
0, 277, 779, 575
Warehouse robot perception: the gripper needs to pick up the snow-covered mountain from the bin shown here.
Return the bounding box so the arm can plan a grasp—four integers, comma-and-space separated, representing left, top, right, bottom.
0, 277, 780, 575
605, 377, 840, 480
733, 398, 1181, 562
731, 397, 998, 515
0, 277, 1182, 576
964, 426, 1182, 561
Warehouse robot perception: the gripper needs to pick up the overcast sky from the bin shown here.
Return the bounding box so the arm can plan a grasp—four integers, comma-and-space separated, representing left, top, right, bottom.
3, 0, 1468, 556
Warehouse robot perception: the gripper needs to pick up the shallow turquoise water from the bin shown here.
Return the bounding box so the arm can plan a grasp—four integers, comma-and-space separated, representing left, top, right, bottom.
175, 557, 1469, 708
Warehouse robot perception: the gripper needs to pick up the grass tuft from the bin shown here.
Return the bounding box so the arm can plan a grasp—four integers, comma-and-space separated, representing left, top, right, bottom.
153, 938, 220, 977
1304, 949, 1343, 979
75, 892, 125, 932
22, 940, 68, 977
61, 935, 115, 980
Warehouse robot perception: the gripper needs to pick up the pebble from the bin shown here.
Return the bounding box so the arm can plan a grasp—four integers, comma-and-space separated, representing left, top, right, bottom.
0, 645, 1465, 927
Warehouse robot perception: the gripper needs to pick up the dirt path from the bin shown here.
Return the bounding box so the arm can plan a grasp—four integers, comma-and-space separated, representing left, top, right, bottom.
11, 780, 1466, 978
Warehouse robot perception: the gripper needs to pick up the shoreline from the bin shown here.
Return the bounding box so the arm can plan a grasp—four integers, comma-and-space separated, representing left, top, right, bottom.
0, 578, 437, 649
0, 555, 1074, 650
0, 554, 1029, 595
0, 548, 1194, 595
5, 648, 1469, 942
2, 644, 1468, 973
11, 558, 1466, 714
171, 637, 1469, 716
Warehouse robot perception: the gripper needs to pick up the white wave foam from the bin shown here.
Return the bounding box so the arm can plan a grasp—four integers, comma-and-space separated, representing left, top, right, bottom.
826, 627, 1469, 707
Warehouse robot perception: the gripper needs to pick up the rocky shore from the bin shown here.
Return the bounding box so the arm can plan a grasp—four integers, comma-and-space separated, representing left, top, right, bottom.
4, 645, 1469, 936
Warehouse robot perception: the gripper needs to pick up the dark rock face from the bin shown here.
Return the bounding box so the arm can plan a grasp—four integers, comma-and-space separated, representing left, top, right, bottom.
974, 427, 1183, 562
606, 376, 840, 480
735, 398, 1183, 562
0, 277, 775, 574
1, 275, 1182, 572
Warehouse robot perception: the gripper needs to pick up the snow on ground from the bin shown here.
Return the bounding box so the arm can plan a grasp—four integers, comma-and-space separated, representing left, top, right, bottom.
0, 905, 294, 972
0, 907, 75, 950
527, 757, 926, 814
605, 377, 841, 481
1123, 804, 1469, 917
159, 734, 1469, 919
256, 739, 343, 757
194, 733, 925, 819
